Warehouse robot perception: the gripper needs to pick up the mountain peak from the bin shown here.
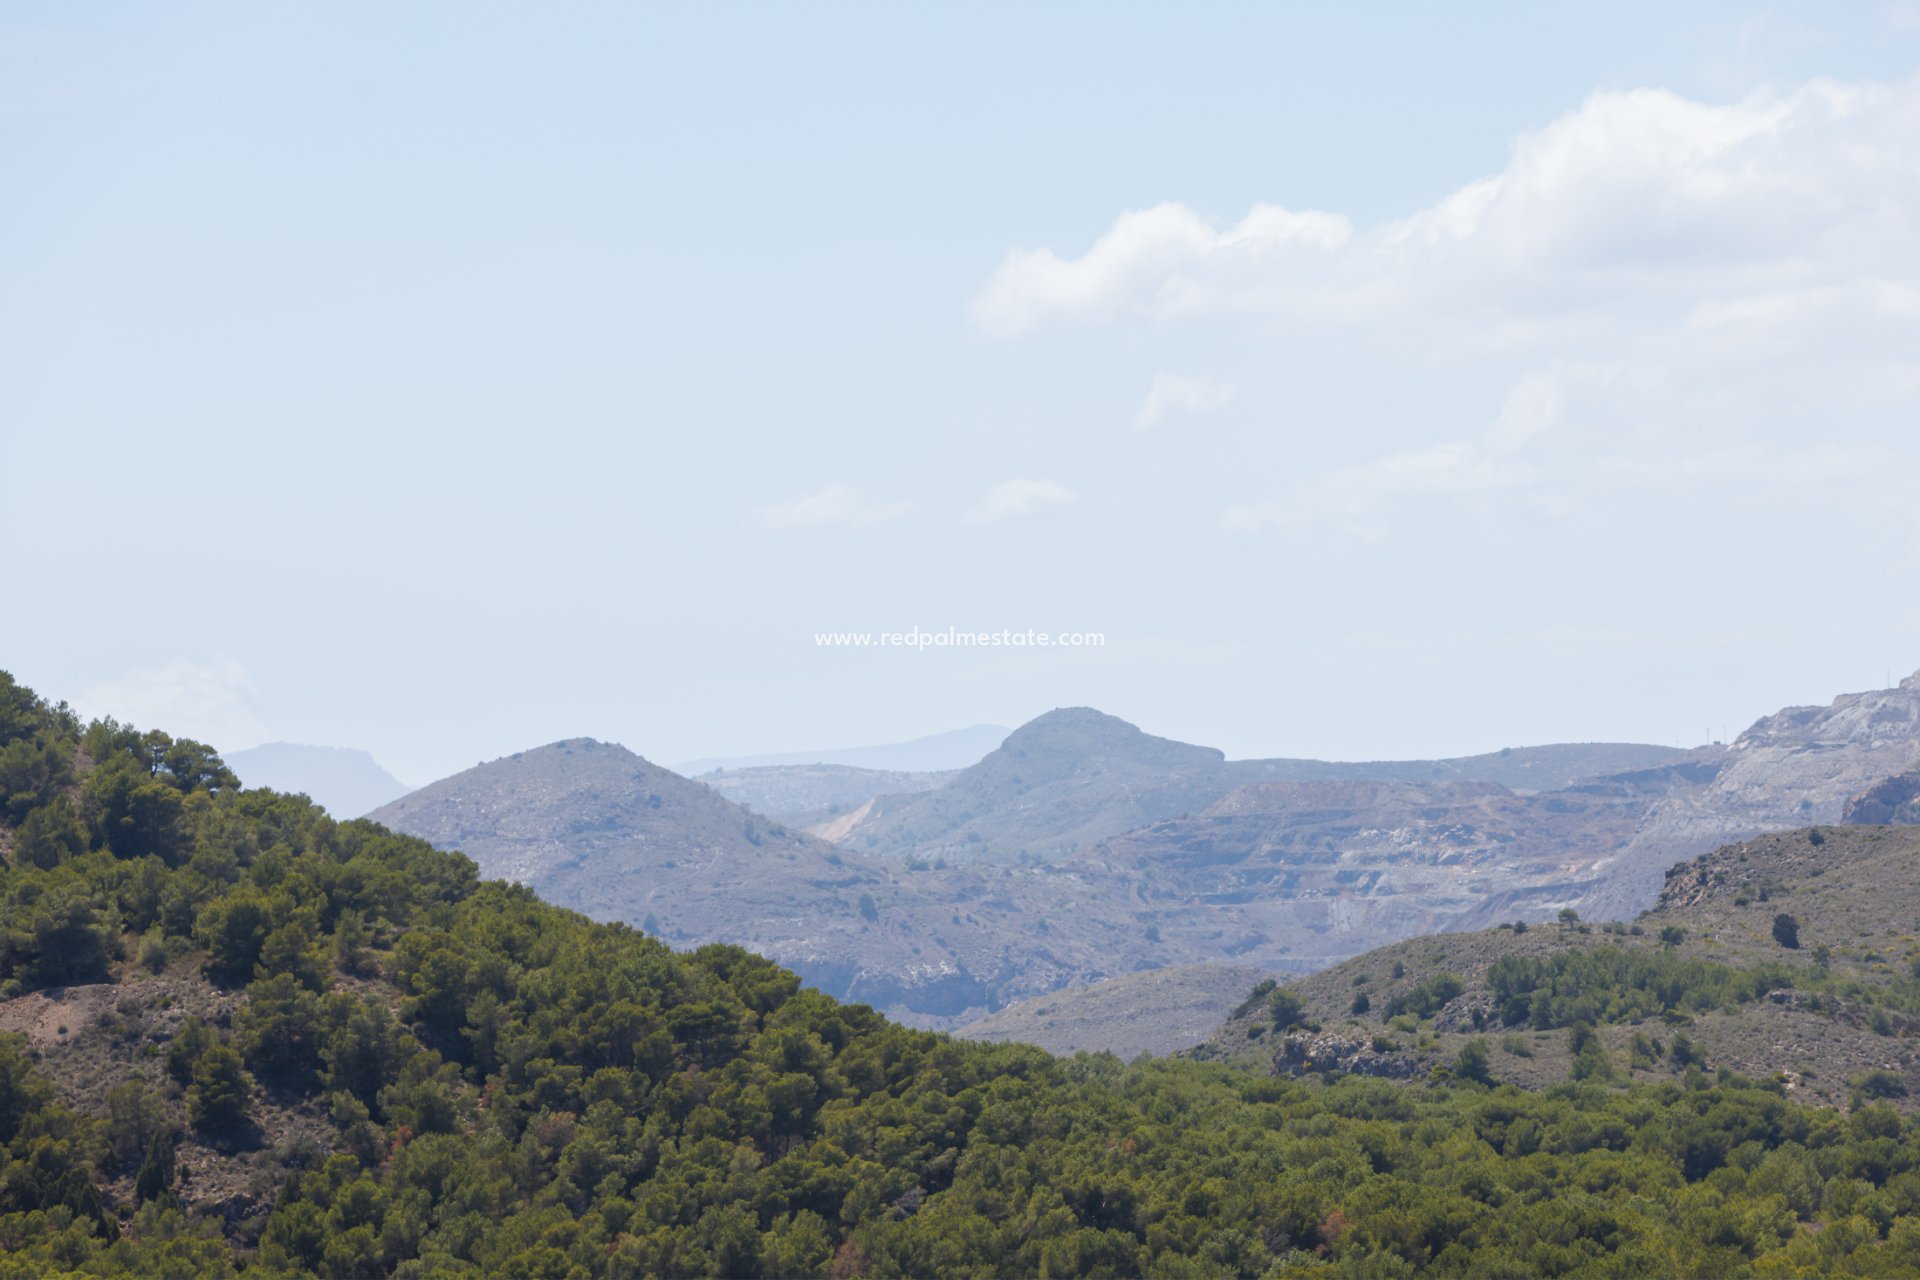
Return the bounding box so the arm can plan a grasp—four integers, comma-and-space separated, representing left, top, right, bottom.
998, 707, 1225, 769
368, 734, 826, 890
467, 737, 673, 789
807, 707, 1234, 860
520, 736, 642, 762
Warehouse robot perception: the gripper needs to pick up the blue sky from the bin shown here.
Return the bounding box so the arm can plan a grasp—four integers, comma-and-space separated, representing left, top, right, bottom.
5, 2, 1920, 783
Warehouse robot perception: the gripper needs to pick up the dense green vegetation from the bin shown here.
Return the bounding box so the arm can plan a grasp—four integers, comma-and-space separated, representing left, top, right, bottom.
9, 671, 1920, 1277
1486, 948, 1796, 1030
1485, 941, 1920, 1036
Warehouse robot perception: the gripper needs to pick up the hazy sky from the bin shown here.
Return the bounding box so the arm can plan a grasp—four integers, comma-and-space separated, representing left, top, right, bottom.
6, 3, 1920, 784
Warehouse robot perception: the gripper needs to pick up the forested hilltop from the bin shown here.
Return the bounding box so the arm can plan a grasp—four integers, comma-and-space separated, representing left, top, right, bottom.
8, 672, 1920, 1277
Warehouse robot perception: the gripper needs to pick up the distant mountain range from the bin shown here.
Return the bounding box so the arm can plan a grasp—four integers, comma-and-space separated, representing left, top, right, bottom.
224, 741, 412, 818
367, 670, 1920, 1040
674, 722, 1010, 774
822, 706, 1685, 862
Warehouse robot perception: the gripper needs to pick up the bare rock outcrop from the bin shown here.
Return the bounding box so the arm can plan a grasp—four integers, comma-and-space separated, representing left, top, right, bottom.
1843, 765, 1920, 825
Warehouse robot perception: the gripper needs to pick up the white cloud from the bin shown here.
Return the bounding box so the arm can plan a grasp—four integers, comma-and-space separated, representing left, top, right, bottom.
973, 78, 1920, 545
1131, 373, 1238, 432
79, 653, 270, 752
973, 79, 1920, 347
757, 483, 913, 531
964, 476, 1079, 525
1223, 350, 1914, 544
973, 203, 1352, 336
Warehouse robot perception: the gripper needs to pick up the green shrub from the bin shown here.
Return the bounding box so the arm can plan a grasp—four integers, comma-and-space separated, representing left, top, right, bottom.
1384, 972, 1463, 1020
1773, 914, 1800, 949
187, 1044, 251, 1132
